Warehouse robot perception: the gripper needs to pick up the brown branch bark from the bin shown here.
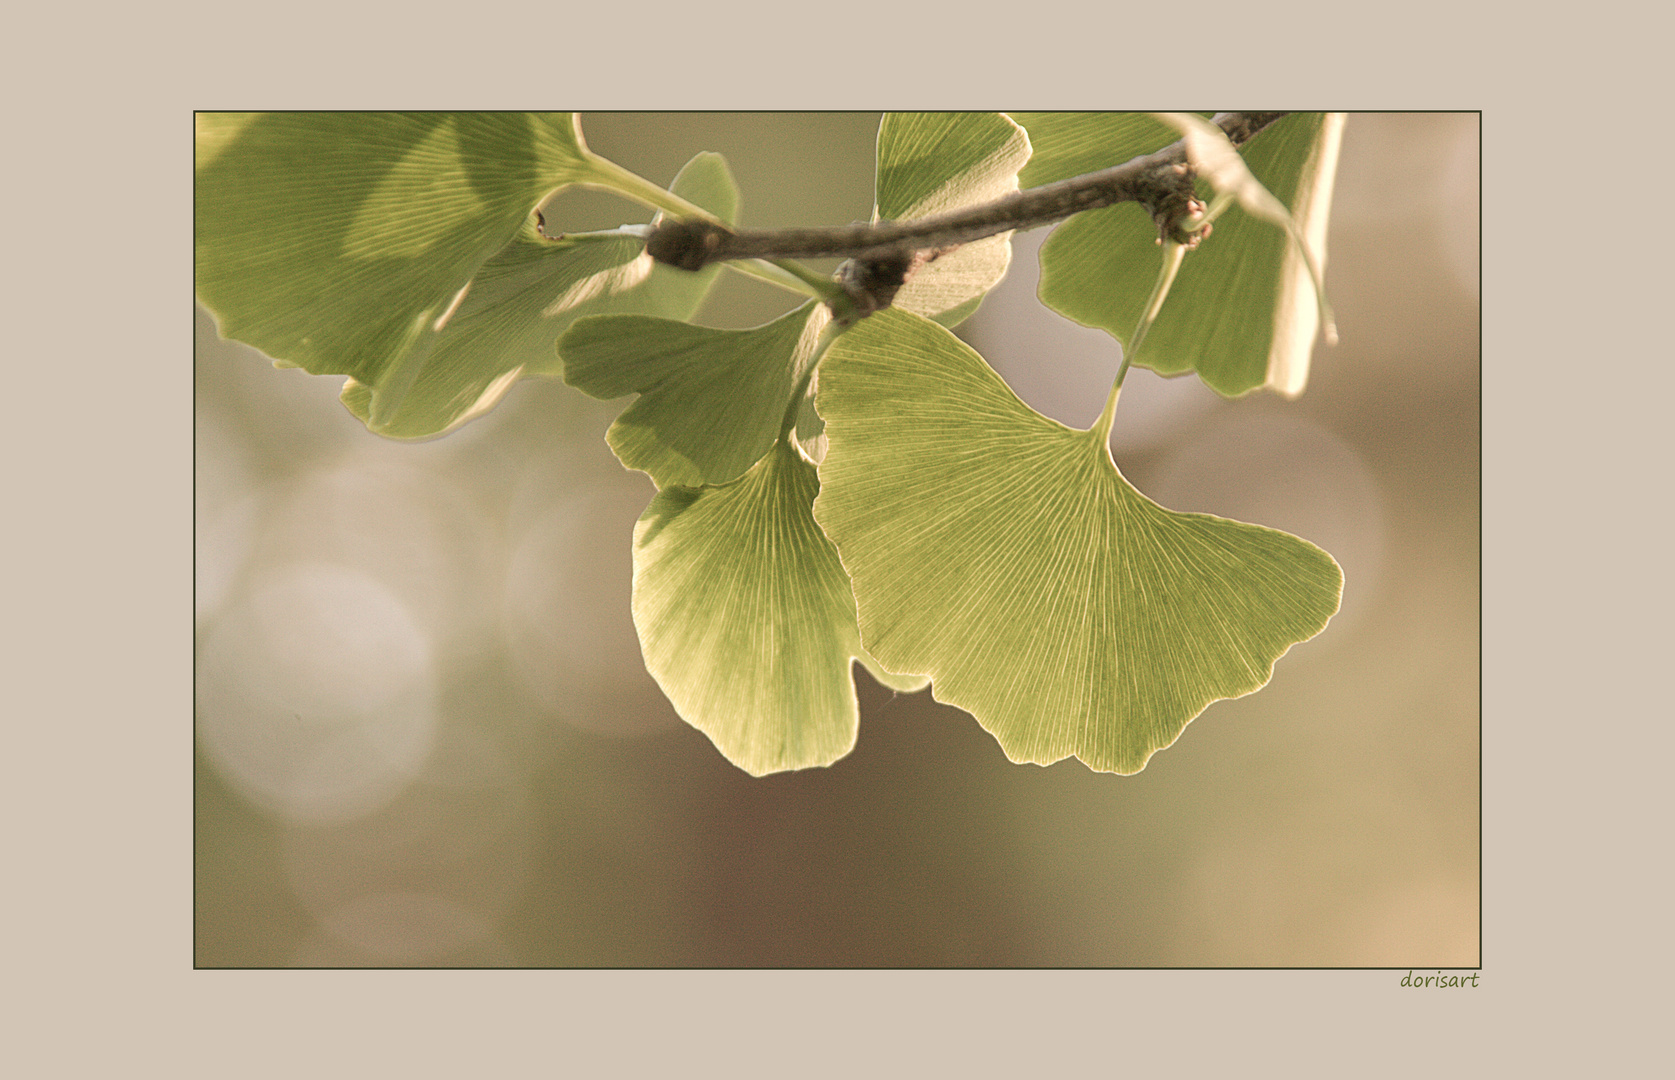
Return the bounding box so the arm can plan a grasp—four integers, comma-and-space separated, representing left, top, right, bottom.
644, 112, 1290, 273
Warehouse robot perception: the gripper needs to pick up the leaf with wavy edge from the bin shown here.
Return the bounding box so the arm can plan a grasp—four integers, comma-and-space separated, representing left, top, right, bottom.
340, 151, 740, 437
197, 114, 737, 435
562, 301, 830, 489
335, 226, 643, 438
813, 309, 1341, 774
634, 439, 927, 776
873, 112, 1031, 325
197, 114, 589, 419
1024, 113, 1344, 397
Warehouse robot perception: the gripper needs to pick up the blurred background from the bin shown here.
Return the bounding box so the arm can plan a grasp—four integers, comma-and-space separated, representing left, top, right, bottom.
195, 112, 1478, 967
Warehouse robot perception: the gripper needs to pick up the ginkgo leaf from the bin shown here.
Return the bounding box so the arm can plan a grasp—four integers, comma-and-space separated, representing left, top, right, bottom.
561, 302, 830, 489
336, 226, 644, 437
1157, 112, 1294, 225
633, 438, 925, 776
1027, 113, 1345, 397
340, 151, 741, 437
812, 308, 1342, 774
198, 113, 590, 418
196, 113, 737, 436
1010, 112, 1188, 188
585, 151, 743, 334
1154, 112, 1338, 356
872, 112, 1031, 323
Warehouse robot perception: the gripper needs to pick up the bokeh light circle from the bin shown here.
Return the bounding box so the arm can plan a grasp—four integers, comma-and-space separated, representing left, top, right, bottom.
196, 562, 439, 823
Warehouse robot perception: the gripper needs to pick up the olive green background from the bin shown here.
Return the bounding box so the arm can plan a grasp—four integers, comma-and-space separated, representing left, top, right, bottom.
195, 113, 1479, 967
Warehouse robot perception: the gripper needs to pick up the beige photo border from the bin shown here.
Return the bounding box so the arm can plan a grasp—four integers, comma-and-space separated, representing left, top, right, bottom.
13, 4, 1662, 1072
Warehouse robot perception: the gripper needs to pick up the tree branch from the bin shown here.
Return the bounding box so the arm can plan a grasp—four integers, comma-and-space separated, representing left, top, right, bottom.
645, 112, 1290, 274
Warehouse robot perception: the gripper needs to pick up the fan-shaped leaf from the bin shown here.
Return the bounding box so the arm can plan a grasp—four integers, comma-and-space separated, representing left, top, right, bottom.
335, 225, 644, 437
1027, 113, 1344, 397
873, 112, 1031, 324
340, 151, 741, 437
634, 439, 926, 776
197, 114, 738, 436
561, 302, 829, 489
197, 114, 588, 413
813, 309, 1342, 774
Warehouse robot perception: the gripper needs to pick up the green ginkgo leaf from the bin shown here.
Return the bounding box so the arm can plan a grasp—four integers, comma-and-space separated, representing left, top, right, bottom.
813, 308, 1342, 774
340, 151, 741, 437
1026, 113, 1344, 397
1154, 112, 1338, 354
197, 113, 589, 420
196, 113, 736, 435
561, 302, 830, 489
1010, 112, 1189, 188
872, 112, 1031, 324
633, 438, 926, 776
336, 225, 644, 437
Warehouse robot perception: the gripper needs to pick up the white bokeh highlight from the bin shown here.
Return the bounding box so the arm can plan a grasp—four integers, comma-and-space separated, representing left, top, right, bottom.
194, 409, 262, 627
196, 563, 439, 822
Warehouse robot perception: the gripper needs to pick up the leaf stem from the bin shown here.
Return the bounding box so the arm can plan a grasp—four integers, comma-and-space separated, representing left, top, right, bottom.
711, 258, 818, 299
1281, 218, 1339, 346
540, 221, 832, 306
1125, 239, 1188, 375
540, 223, 653, 243
1095, 239, 1188, 443
758, 259, 852, 315
578, 152, 724, 223
540, 164, 843, 310
1092, 378, 1123, 447
779, 315, 845, 437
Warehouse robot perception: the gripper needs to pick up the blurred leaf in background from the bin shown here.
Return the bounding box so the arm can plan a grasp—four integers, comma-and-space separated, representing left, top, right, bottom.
1022, 113, 1344, 397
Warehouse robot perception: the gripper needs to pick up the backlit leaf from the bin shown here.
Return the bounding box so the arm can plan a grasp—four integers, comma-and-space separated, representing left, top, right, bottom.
561, 302, 829, 489
813, 308, 1342, 774
873, 112, 1031, 324
1026, 113, 1344, 397
197, 114, 738, 436
340, 151, 741, 437
633, 439, 925, 776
